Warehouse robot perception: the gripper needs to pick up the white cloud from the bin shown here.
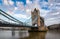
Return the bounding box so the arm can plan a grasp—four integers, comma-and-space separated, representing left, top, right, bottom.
26, 0, 40, 10
8, 0, 14, 5
48, 0, 55, 4
45, 20, 60, 26
6, 11, 29, 22
40, 9, 49, 17
45, 17, 60, 26
46, 18, 55, 21
26, 9, 31, 13
3, 0, 14, 5
26, 0, 32, 4
3, 0, 9, 5
51, 12, 60, 15
2, 0, 15, 13
46, 16, 60, 20
7, 11, 28, 19
14, 7, 18, 10
56, 3, 60, 5
14, 14, 28, 19
26, 9, 31, 15
7, 11, 14, 15
16, 2, 25, 11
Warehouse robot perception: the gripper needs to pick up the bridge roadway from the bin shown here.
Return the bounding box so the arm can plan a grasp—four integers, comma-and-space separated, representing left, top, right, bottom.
0, 21, 37, 28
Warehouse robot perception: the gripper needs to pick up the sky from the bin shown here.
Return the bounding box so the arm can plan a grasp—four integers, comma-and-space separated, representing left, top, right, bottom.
0, 0, 60, 26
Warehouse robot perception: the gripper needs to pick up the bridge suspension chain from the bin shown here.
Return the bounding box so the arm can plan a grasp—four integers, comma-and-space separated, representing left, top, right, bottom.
0, 9, 23, 24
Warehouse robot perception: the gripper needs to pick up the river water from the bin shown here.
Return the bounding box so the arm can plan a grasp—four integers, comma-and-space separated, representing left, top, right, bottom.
0, 30, 60, 39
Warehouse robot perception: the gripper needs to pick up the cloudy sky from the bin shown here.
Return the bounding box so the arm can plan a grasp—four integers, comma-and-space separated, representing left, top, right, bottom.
0, 0, 60, 26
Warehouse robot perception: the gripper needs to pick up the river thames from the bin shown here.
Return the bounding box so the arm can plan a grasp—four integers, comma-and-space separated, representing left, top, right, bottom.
0, 30, 60, 39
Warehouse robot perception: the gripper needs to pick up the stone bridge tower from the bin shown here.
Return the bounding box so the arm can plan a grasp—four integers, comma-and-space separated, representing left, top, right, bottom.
31, 8, 48, 31
31, 8, 40, 27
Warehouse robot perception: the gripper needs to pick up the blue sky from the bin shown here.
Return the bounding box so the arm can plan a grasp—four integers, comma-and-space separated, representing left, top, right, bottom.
0, 0, 60, 26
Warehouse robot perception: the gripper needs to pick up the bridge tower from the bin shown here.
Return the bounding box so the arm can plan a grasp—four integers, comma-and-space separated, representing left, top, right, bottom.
31, 8, 48, 31
31, 8, 40, 30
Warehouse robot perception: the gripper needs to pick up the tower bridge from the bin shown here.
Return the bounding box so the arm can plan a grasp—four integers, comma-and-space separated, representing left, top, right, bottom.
0, 8, 48, 31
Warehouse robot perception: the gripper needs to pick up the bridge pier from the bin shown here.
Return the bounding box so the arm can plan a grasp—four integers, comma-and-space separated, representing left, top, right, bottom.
38, 26, 48, 31
29, 26, 48, 32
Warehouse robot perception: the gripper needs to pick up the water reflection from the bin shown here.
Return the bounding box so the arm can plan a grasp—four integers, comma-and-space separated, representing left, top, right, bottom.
45, 30, 60, 39
12, 29, 15, 36
21, 32, 47, 39
0, 30, 29, 39
0, 30, 60, 39
19, 30, 29, 38
12, 30, 29, 38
